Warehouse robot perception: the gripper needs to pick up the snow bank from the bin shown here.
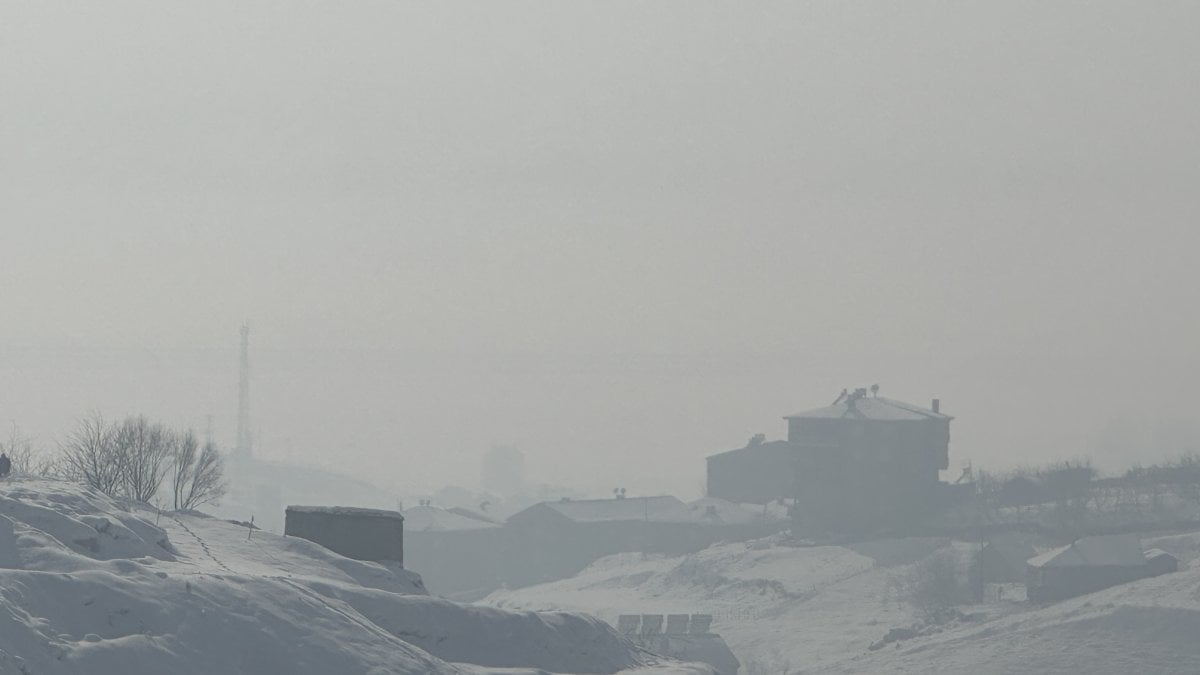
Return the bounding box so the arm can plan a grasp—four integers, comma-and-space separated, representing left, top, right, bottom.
486, 533, 1200, 674
0, 478, 703, 674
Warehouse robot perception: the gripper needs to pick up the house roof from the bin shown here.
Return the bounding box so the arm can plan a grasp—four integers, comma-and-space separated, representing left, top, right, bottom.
1027, 534, 1146, 569
1144, 548, 1177, 562
785, 396, 952, 422
706, 439, 798, 461
401, 505, 499, 532
445, 506, 498, 524
286, 505, 404, 521
521, 495, 692, 524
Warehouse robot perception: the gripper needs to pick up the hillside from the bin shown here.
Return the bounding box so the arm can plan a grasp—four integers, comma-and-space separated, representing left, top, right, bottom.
0, 477, 711, 675
486, 533, 1200, 673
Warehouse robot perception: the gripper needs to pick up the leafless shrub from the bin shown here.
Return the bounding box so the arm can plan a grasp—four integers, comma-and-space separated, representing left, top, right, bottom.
59, 413, 207, 505
59, 413, 125, 495
113, 416, 175, 503
0, 424, 41, 475
172, 431, 227, 510
892, 549, 971, 623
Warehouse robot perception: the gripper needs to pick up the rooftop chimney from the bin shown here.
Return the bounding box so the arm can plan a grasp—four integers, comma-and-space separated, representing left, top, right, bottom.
931, 398, 941, 414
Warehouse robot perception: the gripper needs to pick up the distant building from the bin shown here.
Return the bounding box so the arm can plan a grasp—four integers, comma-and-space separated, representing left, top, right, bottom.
402, 504, 502, 600
403, 505, 499, 533
706, 388, 952, 529
402, 495, 782, 599
506, 495, 693, 528
706, 440, 800, 505
284, 505, 404, 565
503, 495, 778, 589
1026, 534, 1178, 602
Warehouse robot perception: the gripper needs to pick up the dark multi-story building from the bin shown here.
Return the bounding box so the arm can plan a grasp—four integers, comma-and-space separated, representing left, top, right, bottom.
707, 388, 952, 529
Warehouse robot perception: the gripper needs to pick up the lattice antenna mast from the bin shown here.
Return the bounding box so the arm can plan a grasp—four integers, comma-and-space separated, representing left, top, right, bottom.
235, 323, 252, 459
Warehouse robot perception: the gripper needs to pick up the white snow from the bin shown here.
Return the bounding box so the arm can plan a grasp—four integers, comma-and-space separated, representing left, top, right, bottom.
0, 477, 712, 674
485, 532, 1200, 673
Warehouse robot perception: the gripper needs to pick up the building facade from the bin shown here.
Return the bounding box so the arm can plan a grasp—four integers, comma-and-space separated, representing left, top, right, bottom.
284, 505, 404, 565
707, 388, 953, 530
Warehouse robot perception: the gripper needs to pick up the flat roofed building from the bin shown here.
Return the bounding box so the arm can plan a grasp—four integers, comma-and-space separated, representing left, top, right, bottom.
284, 505, 403, 565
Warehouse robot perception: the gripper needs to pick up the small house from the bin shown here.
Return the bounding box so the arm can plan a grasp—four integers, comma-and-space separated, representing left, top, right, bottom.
1026, 534, 1165, 603
284, 505, 403, 565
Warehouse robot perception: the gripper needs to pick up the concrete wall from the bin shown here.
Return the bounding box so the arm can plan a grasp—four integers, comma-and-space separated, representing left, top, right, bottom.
284, 508, 403, 564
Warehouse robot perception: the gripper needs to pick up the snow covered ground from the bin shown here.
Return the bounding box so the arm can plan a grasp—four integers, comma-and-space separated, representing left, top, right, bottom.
486, 532, 1200, 674
0, 477, 712, 674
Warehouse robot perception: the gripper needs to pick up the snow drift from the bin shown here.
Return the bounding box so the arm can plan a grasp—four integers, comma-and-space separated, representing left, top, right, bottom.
0, 477, 710, 674
487, 532, 1200, 674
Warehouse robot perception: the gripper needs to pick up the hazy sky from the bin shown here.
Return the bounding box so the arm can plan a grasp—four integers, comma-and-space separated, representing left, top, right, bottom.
2, 2, 1198, 498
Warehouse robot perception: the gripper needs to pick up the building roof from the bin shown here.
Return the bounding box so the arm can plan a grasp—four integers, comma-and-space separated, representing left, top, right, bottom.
445, 506, 498, 524
785, 395, 952, 422
401, 505, 499, 532
517, 495, 692, 524
1027, 534, 1146, 569
705, 439, 799, 461
1143, 548, 1177, 562
285, 505, 404, 521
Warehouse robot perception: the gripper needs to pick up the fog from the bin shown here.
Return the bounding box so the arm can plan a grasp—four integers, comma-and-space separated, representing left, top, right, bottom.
2, 1, 1198, 500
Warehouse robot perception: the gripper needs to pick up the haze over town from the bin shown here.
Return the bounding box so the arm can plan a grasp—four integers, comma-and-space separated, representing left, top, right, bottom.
5, 3, 1200, 674
4, 2, 1197, 501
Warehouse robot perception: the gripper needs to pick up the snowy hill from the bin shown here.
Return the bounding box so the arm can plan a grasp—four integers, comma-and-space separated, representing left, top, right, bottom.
0, 477, 712, 674
485, 533, 1200, 673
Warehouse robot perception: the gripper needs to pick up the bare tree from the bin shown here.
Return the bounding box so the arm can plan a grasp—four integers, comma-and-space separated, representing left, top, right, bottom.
172, 432, 227, 511
1, 423, 40, 475
114, 416, 175, 503
59, 413, 124, 494
172, 430, 199, 509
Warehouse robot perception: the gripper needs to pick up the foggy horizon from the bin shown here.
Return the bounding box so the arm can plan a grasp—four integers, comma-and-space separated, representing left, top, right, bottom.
3, 0, 1198, 500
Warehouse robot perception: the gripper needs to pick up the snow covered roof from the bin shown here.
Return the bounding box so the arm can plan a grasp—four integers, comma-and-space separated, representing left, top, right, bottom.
446, 506, 498, 524
1027, 534, 1146, 568
785, 396, 952, 422
706, 439, 798, 461
1143, 548, 1177, 562
286, 505, 404, 520
402, 505, 499, 532
524, 496, 692, 524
